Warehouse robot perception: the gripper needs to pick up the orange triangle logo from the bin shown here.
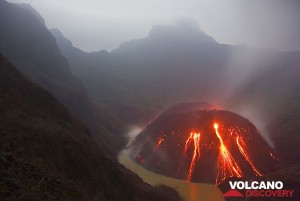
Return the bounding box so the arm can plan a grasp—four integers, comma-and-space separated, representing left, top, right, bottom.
223, 189, 244, 197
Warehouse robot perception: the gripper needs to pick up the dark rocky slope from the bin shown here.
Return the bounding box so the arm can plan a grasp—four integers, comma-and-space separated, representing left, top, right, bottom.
0, 54, 182, 201
0, 0, 124, 154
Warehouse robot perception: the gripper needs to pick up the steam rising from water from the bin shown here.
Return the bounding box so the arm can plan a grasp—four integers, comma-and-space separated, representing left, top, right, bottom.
126, 126, 143, 147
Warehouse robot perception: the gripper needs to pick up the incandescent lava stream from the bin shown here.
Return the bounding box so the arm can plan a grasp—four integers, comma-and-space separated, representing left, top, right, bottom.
130, 102, 277, 185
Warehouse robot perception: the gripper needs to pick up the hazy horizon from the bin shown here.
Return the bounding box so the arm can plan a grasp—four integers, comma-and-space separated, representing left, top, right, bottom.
7, 0, 300, 52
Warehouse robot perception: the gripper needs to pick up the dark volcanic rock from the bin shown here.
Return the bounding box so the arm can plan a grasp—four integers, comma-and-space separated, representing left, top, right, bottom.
130, 102, 277, 184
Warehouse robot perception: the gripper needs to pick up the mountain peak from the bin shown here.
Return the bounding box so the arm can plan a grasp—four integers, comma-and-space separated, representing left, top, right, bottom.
50, 28, 74, 48
149, 21, 200, 37
113, 22, 217, 53
148, 21, 216, 44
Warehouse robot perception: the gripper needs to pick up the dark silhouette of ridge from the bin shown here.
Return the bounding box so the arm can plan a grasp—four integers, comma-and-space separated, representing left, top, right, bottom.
0, 53, 182, 201
0, 0, 125, 155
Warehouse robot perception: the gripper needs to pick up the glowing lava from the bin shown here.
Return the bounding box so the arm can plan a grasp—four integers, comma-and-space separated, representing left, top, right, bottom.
214, 123, 243, 184
130, 102, 277, 185
236, 136, 262, 176
183, 132, 201, 181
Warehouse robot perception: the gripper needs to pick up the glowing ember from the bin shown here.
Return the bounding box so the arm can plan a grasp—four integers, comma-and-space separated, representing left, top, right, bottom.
155, 137, 165, 150
130, 102, 277, 185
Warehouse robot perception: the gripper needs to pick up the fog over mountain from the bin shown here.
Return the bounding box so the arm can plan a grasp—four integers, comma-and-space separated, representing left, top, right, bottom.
0, 0, 126, 155
1, 0, 300, 200
52, 19, 300, 162
0, 1, 182, 200
7, 0, 300, 52
0, 52, 182, 201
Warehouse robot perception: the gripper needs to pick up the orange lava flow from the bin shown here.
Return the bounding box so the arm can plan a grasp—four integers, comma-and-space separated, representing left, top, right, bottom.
236, 136, 262, 176
184, 132, 201, 181
214, 123, 243, 184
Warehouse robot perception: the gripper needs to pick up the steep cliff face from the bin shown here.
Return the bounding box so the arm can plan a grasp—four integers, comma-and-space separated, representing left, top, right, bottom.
0, 0, 125, 154
0, 53, 182, 201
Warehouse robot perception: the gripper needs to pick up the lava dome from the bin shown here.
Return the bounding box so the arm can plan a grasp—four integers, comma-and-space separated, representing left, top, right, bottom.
129, 102, 277, 185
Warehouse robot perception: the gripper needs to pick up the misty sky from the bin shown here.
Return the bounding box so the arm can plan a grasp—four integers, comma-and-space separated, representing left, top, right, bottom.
7, 0, 300, 52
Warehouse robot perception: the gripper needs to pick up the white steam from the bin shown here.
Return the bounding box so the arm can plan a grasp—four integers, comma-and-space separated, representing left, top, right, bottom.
125, 125, 143, 147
